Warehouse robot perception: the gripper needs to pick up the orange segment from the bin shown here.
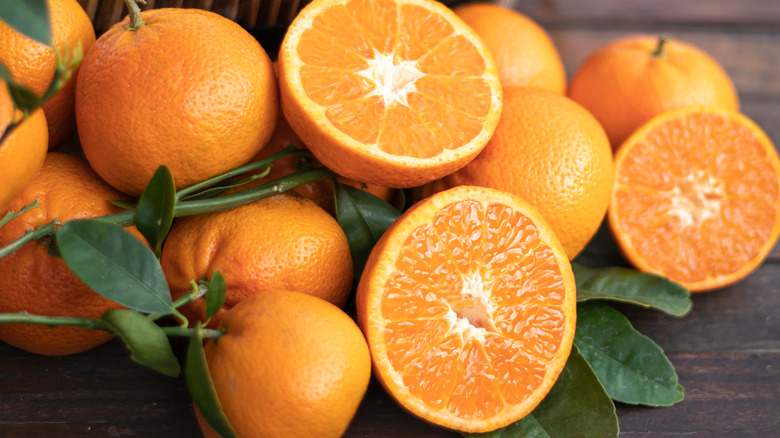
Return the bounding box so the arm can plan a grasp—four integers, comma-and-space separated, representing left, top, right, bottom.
357, 186, 576, 433
279, 0, 502, 188
609, 106, 780, 292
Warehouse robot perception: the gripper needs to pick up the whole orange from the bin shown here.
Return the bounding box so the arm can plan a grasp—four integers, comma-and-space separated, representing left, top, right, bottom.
160, 192, 353, 328
76, 8, 278, 196
0, 153, 140, 356
568, 34, 739, 149
0, 81, 49, 212
196, 290, 371, 438
445, 87, 614, 259
0, 0, 96, 148
454, 2, 566, 93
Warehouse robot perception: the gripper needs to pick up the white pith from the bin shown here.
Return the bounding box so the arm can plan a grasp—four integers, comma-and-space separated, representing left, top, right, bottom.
445, 270, 499, 343
357, 51, 424, 108
666, 168, 725, 227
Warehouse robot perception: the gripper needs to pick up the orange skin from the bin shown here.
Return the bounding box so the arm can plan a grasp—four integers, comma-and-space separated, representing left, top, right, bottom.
160, 192, 353, 328
454, 2, 566, 93
0, 153, 143, 356
0, 82, 48, 213
0, 0, 96, 148
196, 291, 371, 438
568, 34, 739, 149
76, 8, 278, 196
445, 87, 614, 260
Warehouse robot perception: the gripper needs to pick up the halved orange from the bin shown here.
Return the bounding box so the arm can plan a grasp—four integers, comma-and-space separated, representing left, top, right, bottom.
356, 185, 576, 433
609, 105, 780, 292
278, 0, 503, 188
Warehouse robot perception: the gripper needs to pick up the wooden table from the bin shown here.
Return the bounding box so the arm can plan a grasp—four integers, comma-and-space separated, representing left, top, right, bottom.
1, 1, 779, 436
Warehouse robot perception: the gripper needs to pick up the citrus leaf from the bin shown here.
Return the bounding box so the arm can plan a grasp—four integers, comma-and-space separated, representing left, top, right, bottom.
574, 302, 684, 406
464, 345, 618, 438
334, 181, 400, 278
206, 270, 227, 319
573, 263, 692, 317
186, 325, 238, 438
135, 165, 176, 257
56, 219, 174, 314
100, 309, 180, 377
0, 0, 51, 45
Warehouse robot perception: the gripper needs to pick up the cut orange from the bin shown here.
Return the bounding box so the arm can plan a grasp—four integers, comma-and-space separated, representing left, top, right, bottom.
278, 0, 503, 188
356, 185, 576, 433
609, 106, 780, 292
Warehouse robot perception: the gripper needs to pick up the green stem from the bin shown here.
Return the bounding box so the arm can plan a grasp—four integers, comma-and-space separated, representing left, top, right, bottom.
0, 312, 108, 330
124, 0, 145, 30
651, 35, 670, 58
162, 326, 223, 339
0, 220, 58, 259
176, 145, 306, 199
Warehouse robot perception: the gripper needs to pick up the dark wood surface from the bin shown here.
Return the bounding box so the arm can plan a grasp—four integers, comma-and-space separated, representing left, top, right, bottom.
2, 0, 779, 436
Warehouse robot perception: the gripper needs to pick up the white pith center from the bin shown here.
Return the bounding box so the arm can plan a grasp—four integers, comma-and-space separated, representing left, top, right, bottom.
357, 52, 424, 107
446, 271, 498, 343
667, 169, 726, 227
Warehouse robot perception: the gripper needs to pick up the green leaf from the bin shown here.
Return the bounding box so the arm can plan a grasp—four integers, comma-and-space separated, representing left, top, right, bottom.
574, 302, 684, 406
100, 309, 181, 377
206, 270, 227, 319
573, 263, 692, 317
0, 0, 51, 45
135, 165, 176, 257
186, 325, 238, 438
464, 345, 618, 438
56, 219, 174, 314
334, 181, 401, 278
179, 168, 270, 201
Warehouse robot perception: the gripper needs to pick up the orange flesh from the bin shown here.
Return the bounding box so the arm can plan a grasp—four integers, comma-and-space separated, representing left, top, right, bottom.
296, 0, 492, 158
613, 111, 780, 284
379, 200, 566, 419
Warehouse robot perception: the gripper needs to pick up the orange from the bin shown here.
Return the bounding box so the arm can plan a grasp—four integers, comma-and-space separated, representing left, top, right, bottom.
76, 8, 278, 196
453, 2, 566, 93
250, 107, 396, 215
196, 290, 371, 438
609, 106, 780, 292
160, 192, 353, 328
0, 0, 96, 148
444, 87, 614, 260
357, 185, 576, 433
0, 153, 140, 355
0, 81, 49, 213
278, 0, 503, 188
568, 34, 739, 149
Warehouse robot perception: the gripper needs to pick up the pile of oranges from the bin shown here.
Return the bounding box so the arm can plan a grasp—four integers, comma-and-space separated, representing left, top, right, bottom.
1, 0, 778, 437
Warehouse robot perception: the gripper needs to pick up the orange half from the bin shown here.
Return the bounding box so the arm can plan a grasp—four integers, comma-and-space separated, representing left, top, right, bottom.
609, 105, 780, 292
357, 185, 576, 433
278, 0, 502, 188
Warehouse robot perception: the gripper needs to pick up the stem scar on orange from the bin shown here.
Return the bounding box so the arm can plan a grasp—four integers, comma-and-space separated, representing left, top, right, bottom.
357, 185, 576, 433
609, 106, 780, 292
278, 0, 503, 189
75, 8, 278, 196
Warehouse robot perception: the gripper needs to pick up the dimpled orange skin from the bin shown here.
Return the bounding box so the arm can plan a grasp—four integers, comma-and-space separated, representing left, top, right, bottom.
0, 0, 96, 148
0, 82, 48, 213
568, 34, 739, 149
0, 153, 142, 356
160, 193, 353, 328
446, 87, 614, 259
76, 8, 278, 196
196, 290, 371, 438
454, 2, 566, 93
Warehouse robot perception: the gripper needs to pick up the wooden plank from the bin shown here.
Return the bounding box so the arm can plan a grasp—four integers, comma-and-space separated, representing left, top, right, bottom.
444, 0, 780, 27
